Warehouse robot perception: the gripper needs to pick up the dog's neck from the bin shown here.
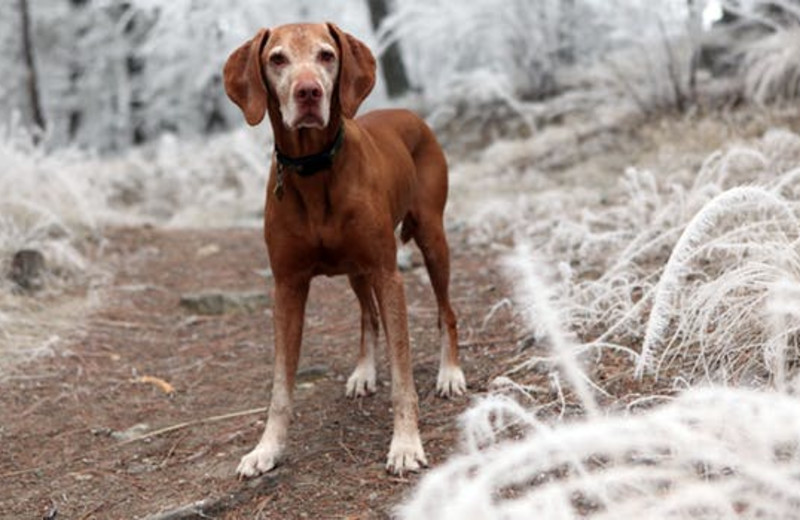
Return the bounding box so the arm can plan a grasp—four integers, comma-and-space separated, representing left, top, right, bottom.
274, 124, 345, 178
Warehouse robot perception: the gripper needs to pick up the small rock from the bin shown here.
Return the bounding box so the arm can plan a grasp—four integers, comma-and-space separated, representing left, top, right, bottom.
396, 247, 414, 272
196, 244, 221, 258
253, 267, 273, 279
9, 249, 45, 291
517, 334, 537, 351
91, 427, 113, 437
111, 423, 150, 442
296, 364, 328, 383
446, 219, 466, 234
179, 290, 269, 315
42, 505, 58, 520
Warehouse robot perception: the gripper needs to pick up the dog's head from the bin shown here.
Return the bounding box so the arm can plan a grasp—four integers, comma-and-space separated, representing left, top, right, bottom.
224, 23, 376, 129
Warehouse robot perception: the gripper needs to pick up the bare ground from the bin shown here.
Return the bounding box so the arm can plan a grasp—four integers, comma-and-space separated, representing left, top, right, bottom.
0, 225, 523, 519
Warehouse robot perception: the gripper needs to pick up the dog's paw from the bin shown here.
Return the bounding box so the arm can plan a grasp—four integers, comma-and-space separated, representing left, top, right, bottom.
386, 435, 428, 475
345, 363, 377, 398
236, 443, 283, 479
436, 365, 466, 398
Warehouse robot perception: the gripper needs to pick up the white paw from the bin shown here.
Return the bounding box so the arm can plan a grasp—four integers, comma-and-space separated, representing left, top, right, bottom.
236, 442, 283, 478
345, 363, 376, 398
436, 365, 467, 398
386, 434, 428, 475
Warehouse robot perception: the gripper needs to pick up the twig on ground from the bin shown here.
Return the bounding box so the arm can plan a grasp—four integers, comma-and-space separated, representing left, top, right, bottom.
0, 406, 269, 480
116, 407, 268, 446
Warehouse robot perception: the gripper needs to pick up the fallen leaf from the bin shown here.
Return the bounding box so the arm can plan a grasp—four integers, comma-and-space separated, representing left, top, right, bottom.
134, 375, 176, 395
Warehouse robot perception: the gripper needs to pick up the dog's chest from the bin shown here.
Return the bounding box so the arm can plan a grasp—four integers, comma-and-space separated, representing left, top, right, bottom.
306, 212, 375, 276
269, 199, 382, 277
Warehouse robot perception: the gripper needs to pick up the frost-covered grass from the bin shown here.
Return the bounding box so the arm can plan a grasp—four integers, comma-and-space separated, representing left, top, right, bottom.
92, 127, 269, 228
0, 123, 99, 288
455, 122, 800, 388
0, 123, 270, 373
0, 123, 269, 286
740, 29, 800, 105
401, 386, 800, 519
0, 124, 102, 374
713, 0, 800, 105
405, 113, 800, 518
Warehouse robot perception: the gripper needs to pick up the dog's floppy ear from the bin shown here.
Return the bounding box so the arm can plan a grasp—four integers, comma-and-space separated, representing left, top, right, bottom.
327, 23, 376, 119
223, 28, 270, 126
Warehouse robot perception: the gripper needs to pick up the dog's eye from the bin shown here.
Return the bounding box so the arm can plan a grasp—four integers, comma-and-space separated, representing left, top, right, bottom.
318, 50, 335, 63
269, 53, 288, 66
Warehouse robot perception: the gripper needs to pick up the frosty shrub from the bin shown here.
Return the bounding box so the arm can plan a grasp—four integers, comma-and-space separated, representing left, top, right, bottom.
95, 127, 269, 228
402, 142, 800, 515
0, 123, 104, 373
636, 186, 800, 381
0, 121, 271, 373
378, 0, 705, 152
570, 130, 800, 386
717, 0, 800, 104
454, 127, 800, 388
0, 122, 100, 288
595, 0, 703, 114
377, 0, 606, 144
740, 29, 800, 105
400, 386, 800, 519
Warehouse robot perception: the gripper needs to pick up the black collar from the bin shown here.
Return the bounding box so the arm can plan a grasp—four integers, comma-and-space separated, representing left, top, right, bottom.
274, 124, 345, 177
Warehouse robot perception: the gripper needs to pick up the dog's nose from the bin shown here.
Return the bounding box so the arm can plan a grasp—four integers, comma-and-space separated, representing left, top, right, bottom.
294, 81, 323, 103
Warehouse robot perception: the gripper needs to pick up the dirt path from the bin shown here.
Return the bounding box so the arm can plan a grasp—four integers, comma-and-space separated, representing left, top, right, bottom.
0, 226, 520, 519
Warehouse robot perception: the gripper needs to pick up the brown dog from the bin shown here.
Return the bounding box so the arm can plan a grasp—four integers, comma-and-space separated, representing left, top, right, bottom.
223, 22, 465, 477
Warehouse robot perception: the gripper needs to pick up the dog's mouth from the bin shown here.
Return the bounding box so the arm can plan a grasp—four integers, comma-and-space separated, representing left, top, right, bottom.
288, 104, 326, 129
294, 113, 325, 129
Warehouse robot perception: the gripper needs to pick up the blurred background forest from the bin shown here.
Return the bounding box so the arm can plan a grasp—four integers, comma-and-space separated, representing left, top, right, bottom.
3, 0, 797, 152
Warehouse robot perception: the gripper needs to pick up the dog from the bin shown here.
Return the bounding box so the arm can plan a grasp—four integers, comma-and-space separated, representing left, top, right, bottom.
223, 22, 466, 477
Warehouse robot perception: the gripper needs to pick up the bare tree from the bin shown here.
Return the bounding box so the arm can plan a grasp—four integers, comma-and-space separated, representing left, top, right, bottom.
366, 0, 411, 97
558, 0, 576, 65
687, 0, 702, 103
19, 0, 45, 134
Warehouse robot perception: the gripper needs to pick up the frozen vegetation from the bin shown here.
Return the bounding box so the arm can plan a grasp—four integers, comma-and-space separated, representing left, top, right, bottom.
403, 124, 800, 519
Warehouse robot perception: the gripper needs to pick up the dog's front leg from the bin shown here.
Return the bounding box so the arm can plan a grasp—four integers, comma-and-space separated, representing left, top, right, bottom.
237, 277, 309, 478
373, 269, 428, 474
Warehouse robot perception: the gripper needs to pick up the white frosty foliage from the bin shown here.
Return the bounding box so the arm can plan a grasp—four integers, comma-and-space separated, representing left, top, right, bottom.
503, 242, 600, 417
94, 127, 270, 228
717, 0, 800, 105
404, 132, 800, 515
0, 121, 270, 291
741, 29, 800, 105
0, 123, 99, 284
465, 127, 800, 387
636, 186, 799, 379
400, 387, 800, 520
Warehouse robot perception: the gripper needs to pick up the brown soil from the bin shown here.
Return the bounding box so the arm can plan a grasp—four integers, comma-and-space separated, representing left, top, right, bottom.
0, 226, 522, 519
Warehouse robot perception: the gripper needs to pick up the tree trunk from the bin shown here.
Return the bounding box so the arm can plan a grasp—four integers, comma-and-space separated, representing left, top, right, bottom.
366, 0, 411, 98
558, 0, 576, 65
19, 0, 45, 135
687, 0, 702, 103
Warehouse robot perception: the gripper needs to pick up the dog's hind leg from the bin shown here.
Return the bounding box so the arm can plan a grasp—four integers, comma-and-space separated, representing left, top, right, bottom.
412, 213, 466, 397
346, 274, 379, 397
